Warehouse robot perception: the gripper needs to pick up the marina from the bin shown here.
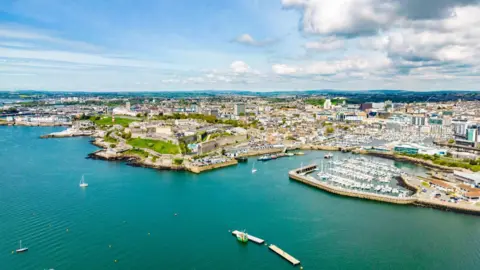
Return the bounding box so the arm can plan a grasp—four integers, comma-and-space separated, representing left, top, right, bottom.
313, 157, 411, 197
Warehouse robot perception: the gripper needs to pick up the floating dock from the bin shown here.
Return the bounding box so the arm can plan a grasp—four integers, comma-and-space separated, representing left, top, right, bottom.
268, 244, 300, 266
231, 230, 265, 244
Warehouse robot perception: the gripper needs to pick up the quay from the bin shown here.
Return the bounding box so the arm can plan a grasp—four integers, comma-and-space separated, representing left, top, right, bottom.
231, 230, 264, 244
268, 244, 300, 266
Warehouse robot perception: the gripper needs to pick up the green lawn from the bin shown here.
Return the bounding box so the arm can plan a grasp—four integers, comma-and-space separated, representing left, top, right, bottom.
92, 116, 136, 128
124, 149, 149, 159
103, 136, 118, 143
400, 153, 480, 172
127, 138, 179, 154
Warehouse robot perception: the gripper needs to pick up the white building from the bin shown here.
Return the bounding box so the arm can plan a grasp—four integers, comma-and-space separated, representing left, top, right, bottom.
323, 99, 332, 110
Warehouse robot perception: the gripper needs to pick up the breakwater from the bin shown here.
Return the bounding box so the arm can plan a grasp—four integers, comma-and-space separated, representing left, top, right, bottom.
289, 165, 480, 216
187, 159, 238, 173
289, 166, 417, 205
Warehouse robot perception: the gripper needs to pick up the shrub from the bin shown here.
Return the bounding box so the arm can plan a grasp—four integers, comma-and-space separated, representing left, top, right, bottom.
173, 158, 184, 165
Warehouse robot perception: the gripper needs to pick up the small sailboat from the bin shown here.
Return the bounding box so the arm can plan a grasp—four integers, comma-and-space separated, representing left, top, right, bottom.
251, 163, 257, 174
79, 175, 88, 188
236, 230, 249, 243
16, 240, 28, 253
324, 152, 333, 159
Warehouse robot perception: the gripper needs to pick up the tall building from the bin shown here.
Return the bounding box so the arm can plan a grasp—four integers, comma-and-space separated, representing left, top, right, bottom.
234, 103, 246, 116
411, 116, 426, 126
323, 99, 332, 110
125, 101, 131, 111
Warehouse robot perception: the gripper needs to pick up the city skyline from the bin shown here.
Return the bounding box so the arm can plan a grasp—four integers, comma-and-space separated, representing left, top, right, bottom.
1, 0, 480, 91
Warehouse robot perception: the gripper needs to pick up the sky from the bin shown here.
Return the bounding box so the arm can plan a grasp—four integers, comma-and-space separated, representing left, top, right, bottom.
0, 0, 479, 91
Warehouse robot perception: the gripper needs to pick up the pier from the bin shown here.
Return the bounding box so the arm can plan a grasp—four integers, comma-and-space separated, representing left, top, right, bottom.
268, 244, 300, 266
231, 230, 265, 244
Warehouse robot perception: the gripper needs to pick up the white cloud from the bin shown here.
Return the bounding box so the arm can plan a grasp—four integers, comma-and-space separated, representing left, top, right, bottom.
230, 60, 252, 73
272, 64, 301, 75
283, 0, 397, 36
233, 33, 276, 47
273, 54, 392, 77
305, 37, 345, 51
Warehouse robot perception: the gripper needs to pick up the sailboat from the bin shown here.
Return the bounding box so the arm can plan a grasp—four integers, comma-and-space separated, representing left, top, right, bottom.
16, 240, 28, 253
79, 175, 88, 188
251, 162, 257, 174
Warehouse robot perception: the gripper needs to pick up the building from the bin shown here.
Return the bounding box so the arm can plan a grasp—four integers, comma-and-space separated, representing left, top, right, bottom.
428, 118, 443, 125
359, 103, 373, 111
323, 99, 332, 110
454, 171, 480, 186
393, 143, 447, 156
429, 179, 455, 193
234, 103, 246, 116
197, 140, 218, 155
125, 101, 131, 111
465, 191, 480, 201
394, 145, 419, 155
411, 116, 426, 126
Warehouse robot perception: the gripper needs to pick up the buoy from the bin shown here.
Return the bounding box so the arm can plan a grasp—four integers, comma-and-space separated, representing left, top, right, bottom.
66, 228, 69, 232
148, 232, 150, 235
300, 267, 303, 270
109, 244, 112, 248
174, 213, 177, 216
12, 250, 14, 254
114, 259, 118, 263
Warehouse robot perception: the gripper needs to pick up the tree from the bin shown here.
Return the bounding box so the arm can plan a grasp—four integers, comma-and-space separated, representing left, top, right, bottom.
325, 126, 334, 135
448, 139, 455, 144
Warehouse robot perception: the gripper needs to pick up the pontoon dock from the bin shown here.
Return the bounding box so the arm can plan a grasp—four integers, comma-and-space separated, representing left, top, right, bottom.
231, 230, 265, 244
269, 244, 300, 266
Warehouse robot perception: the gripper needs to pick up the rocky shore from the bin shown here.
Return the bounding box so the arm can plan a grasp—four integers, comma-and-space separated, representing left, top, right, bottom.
40, 128, 94, 138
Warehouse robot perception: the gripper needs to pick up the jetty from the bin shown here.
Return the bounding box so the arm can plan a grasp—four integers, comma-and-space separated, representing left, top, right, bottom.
268, 244, 300, 266
231, 230, 264, 244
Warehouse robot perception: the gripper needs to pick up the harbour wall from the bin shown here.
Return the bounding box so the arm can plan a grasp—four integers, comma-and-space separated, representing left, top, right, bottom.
238, 148, 283, 158
289, 167, 417, 205
187, 159, 238, 174
289, 166, 480, 216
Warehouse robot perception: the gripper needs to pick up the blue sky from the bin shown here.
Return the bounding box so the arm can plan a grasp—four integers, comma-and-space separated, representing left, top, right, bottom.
1, 0, 480, 91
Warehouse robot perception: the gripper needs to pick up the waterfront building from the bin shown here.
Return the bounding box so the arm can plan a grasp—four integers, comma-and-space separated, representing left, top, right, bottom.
429, 179, 455, 193
464, 191, 480, 201
454, 171, 480, 186
394, 143, 447, 156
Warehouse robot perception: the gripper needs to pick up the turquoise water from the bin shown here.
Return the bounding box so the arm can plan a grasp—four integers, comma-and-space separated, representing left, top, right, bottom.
2, 126, 480, 270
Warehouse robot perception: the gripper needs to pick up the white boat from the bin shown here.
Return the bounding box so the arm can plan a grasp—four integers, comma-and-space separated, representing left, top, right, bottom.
251, 163, 257, 174
79, 175, 88, 187
16, 240, 28, 253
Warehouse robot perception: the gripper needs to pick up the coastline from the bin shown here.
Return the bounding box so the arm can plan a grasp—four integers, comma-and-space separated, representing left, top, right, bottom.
360, 150, 469, 173
1, 121, 71, 127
